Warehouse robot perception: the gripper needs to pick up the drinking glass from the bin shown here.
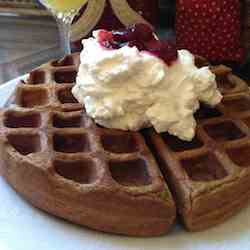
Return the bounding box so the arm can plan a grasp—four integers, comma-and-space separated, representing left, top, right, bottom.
38, 0, 88, 55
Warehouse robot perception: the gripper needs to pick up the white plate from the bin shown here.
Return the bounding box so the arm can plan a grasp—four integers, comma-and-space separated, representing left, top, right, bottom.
1, 76, 250, 250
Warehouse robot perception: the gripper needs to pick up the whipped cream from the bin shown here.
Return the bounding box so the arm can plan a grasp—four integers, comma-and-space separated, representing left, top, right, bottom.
72, 32, 222, 141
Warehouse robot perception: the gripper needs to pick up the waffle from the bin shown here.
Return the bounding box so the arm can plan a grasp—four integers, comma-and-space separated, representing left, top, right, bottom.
143, 59, 250, 231
144, 89, 250, 230
0, 53, 249, 236
0, 53, 175, 236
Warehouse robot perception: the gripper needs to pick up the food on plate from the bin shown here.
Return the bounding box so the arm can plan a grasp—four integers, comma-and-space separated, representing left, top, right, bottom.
0, 25, 250, 236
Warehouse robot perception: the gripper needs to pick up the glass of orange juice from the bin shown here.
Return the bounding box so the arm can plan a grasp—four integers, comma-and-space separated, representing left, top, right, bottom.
39, 0, 88, 55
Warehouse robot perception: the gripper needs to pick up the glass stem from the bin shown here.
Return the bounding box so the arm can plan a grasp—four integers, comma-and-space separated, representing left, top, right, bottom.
56, 18, 72, 56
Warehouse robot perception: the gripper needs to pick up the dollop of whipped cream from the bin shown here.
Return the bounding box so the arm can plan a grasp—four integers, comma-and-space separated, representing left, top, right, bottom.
72, 32, 222, 141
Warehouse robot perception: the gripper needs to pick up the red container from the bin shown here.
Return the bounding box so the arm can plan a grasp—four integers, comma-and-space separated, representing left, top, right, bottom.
71, 0, 159, 51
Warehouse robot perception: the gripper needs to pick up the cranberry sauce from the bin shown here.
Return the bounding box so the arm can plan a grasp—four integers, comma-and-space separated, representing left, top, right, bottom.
97, 24, 177, 65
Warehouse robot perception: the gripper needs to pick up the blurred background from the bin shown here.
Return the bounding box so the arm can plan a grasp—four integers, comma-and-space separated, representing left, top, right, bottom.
0, 0, 58, 83
0, 0, 249, 84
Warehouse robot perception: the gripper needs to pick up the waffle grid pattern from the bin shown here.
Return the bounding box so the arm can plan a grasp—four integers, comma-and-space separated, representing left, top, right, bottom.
150, 92, 250, 181
146, 90, 250, 230
2, 54, 167, 196
1, 53, 250, 235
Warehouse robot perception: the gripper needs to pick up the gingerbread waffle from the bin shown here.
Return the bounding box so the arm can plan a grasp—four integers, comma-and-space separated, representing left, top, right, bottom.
142, 58, 250, 231
0, 53, 175, 236
0, 53, 249, 236
145, 92, 250, 231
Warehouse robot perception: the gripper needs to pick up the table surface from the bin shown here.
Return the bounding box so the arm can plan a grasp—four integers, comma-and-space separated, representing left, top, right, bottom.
0, 14, 60, 85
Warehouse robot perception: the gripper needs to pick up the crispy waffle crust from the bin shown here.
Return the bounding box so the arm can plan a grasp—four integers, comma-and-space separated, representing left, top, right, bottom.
0, 53, 175, 236
0, 53, 249, 236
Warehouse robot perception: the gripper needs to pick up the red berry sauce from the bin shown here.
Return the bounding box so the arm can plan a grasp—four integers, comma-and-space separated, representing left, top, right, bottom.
97, 24, 177, 65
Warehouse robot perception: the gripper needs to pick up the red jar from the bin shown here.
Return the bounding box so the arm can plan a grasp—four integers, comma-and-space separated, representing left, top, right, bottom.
71, 0, 159, 51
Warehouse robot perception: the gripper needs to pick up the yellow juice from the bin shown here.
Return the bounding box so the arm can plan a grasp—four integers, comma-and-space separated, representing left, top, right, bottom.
41, 0, 88, 13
